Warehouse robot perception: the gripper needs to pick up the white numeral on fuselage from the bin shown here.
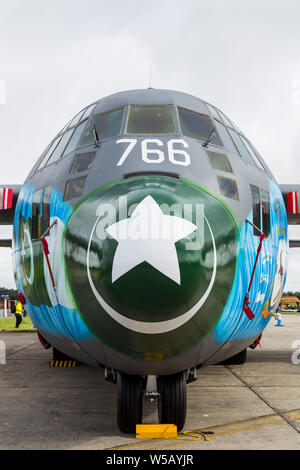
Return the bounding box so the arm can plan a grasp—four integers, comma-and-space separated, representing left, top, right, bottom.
116, 139, 137, 166
116, 139, 190, 167
141, 139, 164, 163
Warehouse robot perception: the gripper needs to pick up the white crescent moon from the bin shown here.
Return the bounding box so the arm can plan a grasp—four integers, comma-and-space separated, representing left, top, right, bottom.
86, 212, 217, 334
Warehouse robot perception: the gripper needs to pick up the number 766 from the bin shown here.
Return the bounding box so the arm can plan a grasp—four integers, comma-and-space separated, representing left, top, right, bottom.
116, 138, 191, 167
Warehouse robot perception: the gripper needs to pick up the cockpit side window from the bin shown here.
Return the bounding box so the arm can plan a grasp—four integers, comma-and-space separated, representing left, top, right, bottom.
178, 107, 222, 146
205, 103, 223, 121
63, 176, 87, 201
62, 121, 88, 157
69, 152, 96, 175
80, 104, 96, 122
68, 109, 86, 129
229, 130, 257, 165
229, 130, 265, 172
261, 189, 270, 238
36, 121, 89, 172
32, 189, 42, 239
250, 185, 270, 237
35, 105, 97, 174
213, 120, 238, 154
58, 105, 96, 136
207, 151, 233, 173
239, 136, 265, 171
250, 185, 261, 236
32, 187, 52, 239
126, 105, 176, 135
205, 102, 245, 139
215, 109, 234, 128
80, 107, 124, 146
217, 176, 239, 200
46, 129, 73, 166
42, 186, 52, 235
36, 137, 61, 172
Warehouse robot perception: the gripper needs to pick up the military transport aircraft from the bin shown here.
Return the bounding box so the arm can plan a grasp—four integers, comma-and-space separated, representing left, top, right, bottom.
0, 88, 298, 433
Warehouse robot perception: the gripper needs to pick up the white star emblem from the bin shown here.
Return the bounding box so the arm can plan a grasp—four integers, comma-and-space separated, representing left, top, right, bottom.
105, 195, 197, 284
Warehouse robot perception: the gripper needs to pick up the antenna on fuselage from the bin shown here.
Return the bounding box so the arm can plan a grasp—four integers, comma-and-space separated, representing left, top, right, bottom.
148, 63, 153, 89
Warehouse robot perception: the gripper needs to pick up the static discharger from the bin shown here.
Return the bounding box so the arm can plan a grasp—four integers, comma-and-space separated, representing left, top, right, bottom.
136, 424, 177, 439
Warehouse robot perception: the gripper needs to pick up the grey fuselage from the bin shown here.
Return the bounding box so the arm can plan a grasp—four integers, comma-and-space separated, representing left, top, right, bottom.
12, 89, 288, 375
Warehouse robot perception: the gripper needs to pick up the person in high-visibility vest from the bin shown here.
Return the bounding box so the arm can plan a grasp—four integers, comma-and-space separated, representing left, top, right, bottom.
15, 300, 23, 328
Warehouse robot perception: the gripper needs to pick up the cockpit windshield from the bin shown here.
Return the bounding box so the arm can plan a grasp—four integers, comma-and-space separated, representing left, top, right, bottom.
178, 107, 222, 146
126, 105, 176, 135
80, 107, 125, 146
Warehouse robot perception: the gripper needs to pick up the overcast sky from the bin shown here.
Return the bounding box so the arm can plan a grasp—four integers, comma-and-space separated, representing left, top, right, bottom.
1, 0, 300, 290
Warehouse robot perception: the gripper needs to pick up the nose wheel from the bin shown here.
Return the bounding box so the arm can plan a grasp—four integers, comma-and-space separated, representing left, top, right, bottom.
116, 371, 187, 433
117, 372, 143, 434
157, 372, 187, 432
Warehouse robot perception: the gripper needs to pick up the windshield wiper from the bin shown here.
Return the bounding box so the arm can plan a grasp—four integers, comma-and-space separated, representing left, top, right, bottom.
93, 124, 100, 147
202, 129, 215, 148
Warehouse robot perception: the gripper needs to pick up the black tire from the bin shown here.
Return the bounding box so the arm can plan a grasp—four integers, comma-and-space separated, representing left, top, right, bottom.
157, 372, 187, 432
117, 372, 143, 434
219, 348, 247, 365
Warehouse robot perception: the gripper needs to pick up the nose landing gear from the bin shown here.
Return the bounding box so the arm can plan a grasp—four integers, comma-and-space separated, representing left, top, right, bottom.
114, 370, 189, 434
157, 372, 187, 432
117, 372, 143, 434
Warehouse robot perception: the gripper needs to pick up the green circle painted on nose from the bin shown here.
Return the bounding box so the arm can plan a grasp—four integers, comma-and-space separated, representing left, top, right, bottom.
64, 176, 238, 360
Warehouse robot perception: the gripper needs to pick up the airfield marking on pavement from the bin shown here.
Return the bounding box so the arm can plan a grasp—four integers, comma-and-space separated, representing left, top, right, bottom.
225, 365, 300, 435
149, 411, 300, 451
5, 340, 37, 358
106, 409, 300, 451
2, 320, 300, 450
149, 420, 284, 450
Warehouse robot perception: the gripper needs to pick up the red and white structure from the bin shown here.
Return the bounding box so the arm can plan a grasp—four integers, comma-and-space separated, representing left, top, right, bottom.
0, 188, 13, 210
287, 191, 300, 214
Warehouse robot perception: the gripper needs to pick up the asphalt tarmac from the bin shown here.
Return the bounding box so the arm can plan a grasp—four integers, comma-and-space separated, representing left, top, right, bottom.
0, 314, 300, 450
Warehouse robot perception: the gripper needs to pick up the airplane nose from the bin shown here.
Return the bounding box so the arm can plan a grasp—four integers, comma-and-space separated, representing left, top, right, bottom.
64, 175, 238, 361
